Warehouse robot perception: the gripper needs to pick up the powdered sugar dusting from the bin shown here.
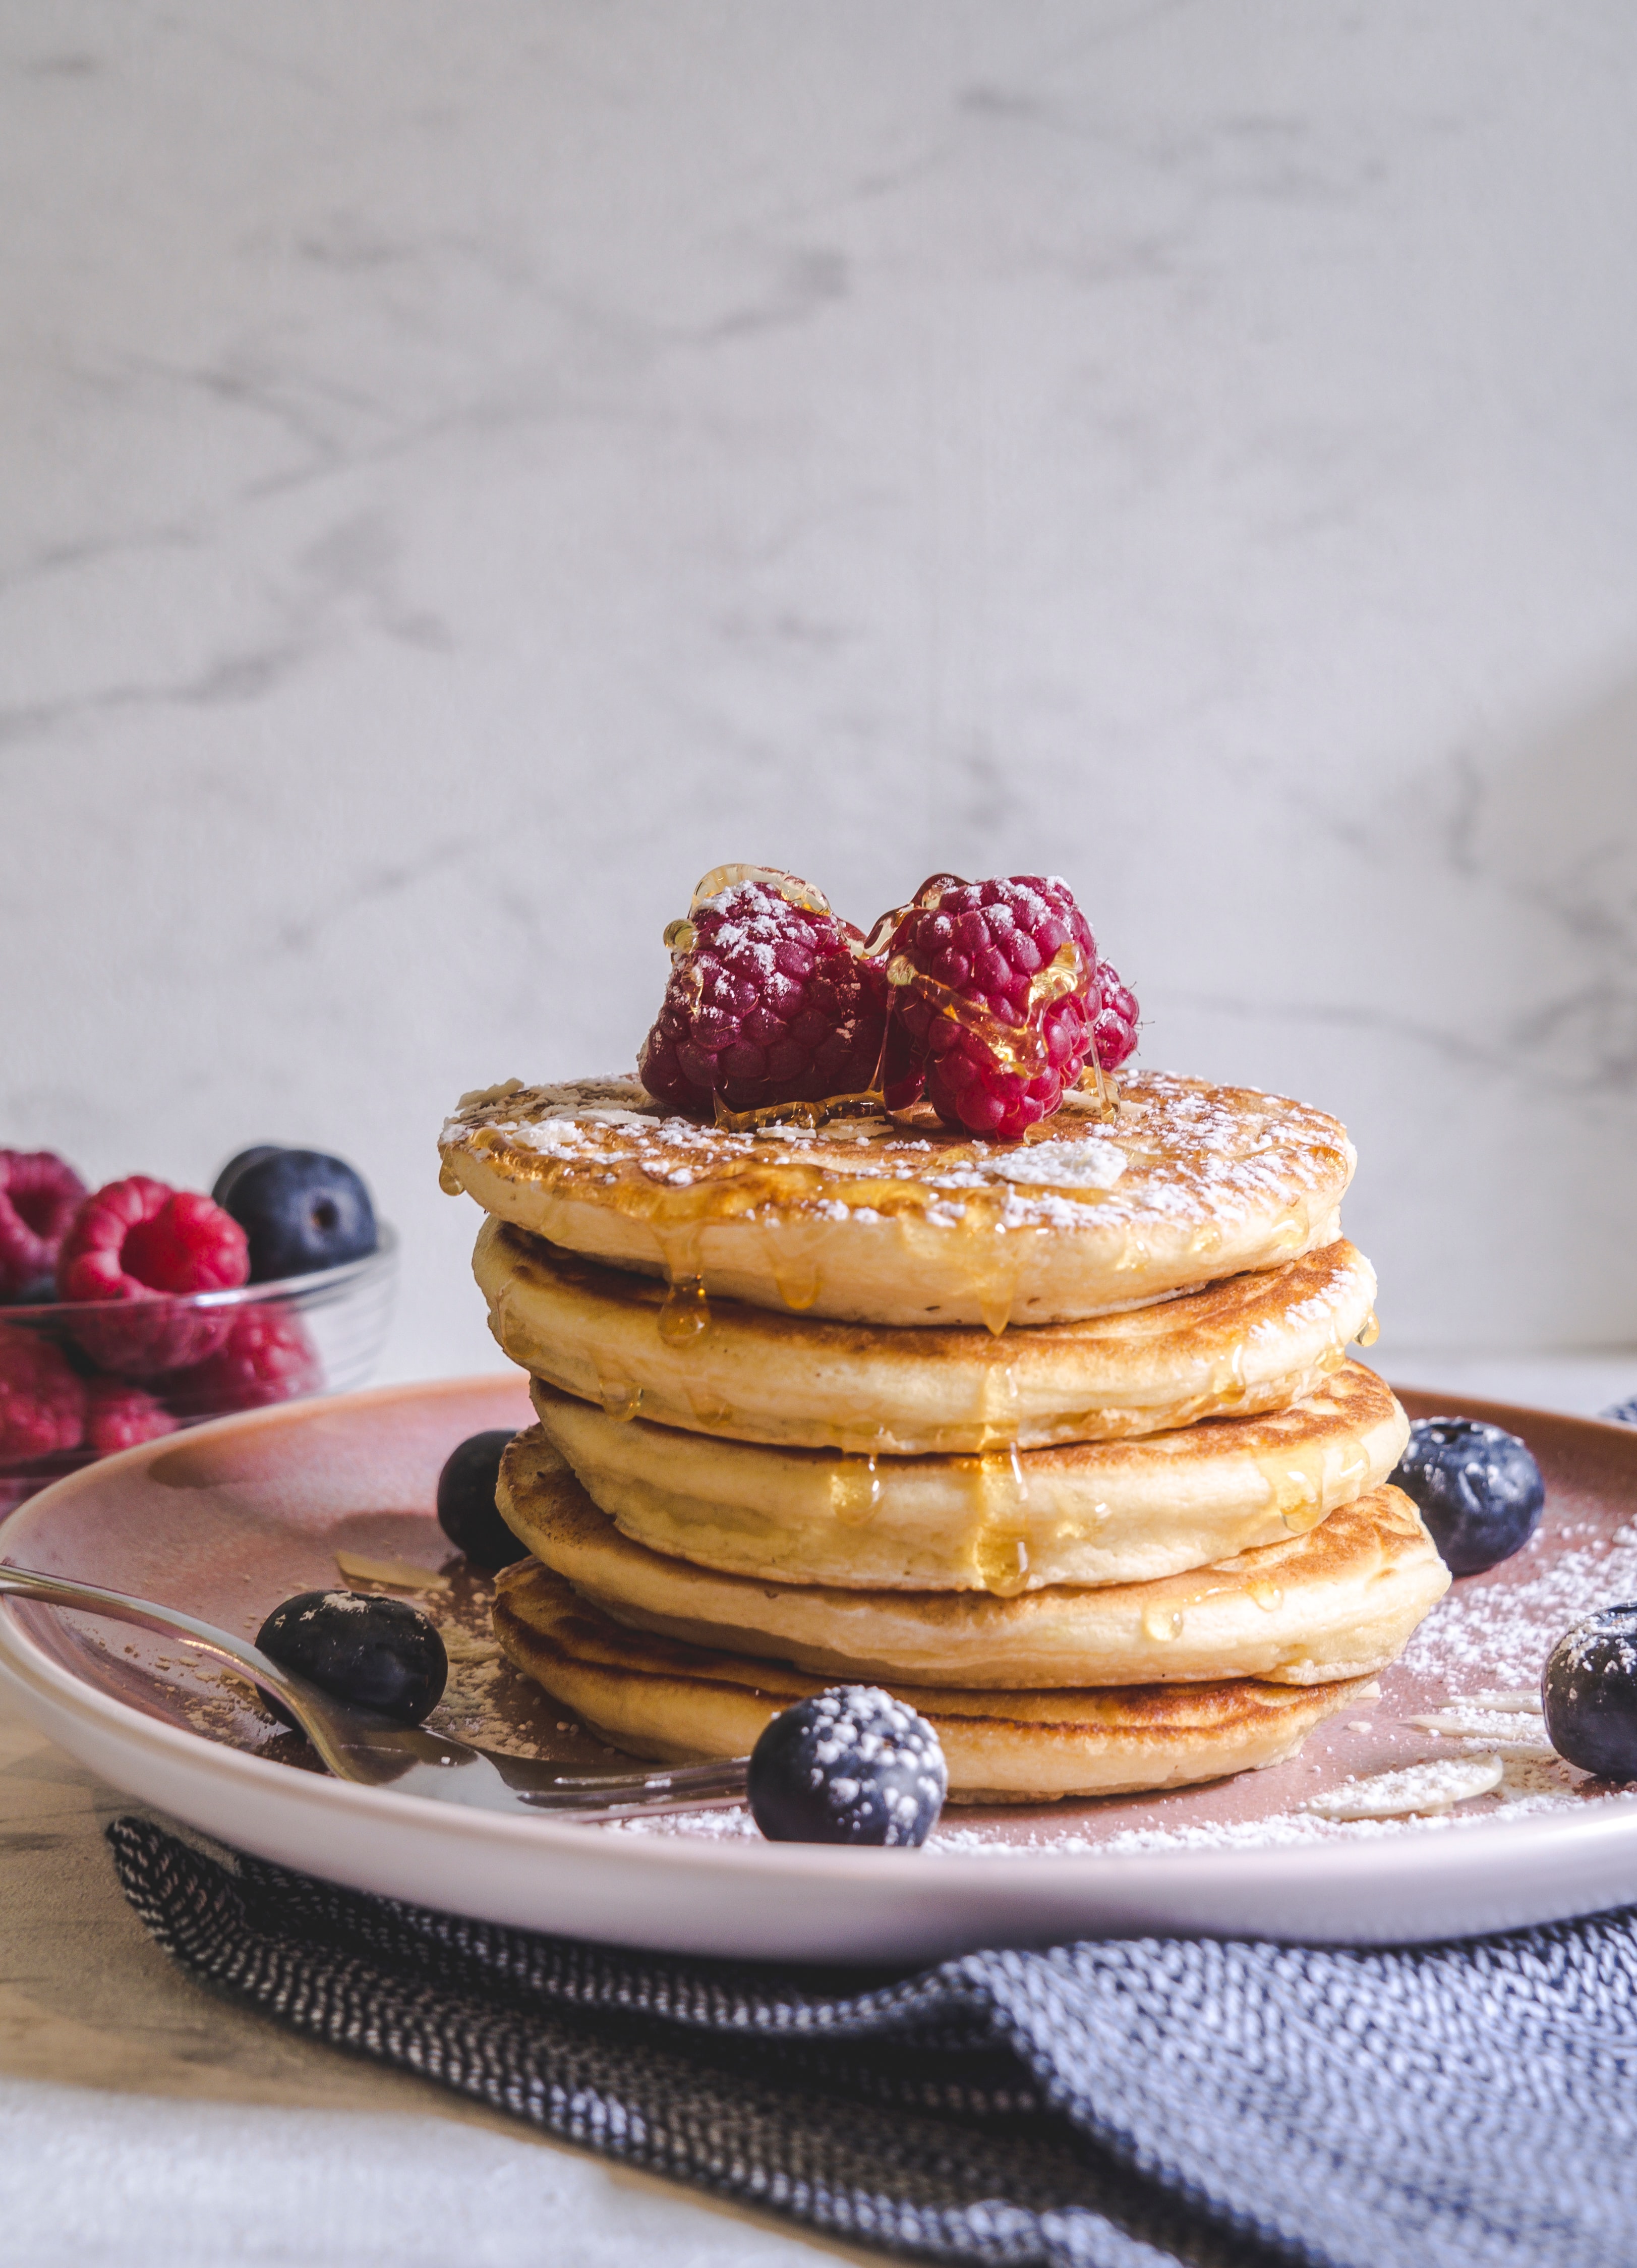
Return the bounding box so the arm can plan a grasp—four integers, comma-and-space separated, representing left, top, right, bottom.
977, 1137, 1127, 1190
1400, 1518, 1637, 1691
440, 1069, 1353, 1236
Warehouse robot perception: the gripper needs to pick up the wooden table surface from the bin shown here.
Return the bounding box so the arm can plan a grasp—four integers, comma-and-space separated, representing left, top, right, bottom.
0, 1692, 863, 2266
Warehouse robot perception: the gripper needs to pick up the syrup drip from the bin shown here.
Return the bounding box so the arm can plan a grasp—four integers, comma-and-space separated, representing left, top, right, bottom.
1077, 1054, 1118, 1119
688, 864, 834, 917
657, 1276, 710, 1346
969, 1441, 1033, 1597
1211, 1343, 1249, 1406
651, 1222, 713, 1347
1248, 1580, 1284, 1614
970, 1239, 1024, 1338
752, 1219, 828, 1312
1255, 1435, 1366, 1534
598, 1378, 644, 1422
973, 1525, 1030, 1597
1355, 1310, 1380, 1348
1141, 1601, 1185, 1642
713, 1092, 887, 1135
438, 1160, 464, 1196
884, 940, 1087, 1081
830, 1454, 883, 1528
974, 1357, 1022, 1447
681, 1383, 734, 1427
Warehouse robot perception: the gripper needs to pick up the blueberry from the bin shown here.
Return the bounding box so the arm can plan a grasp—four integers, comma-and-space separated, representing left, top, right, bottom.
1542, 1606, 1637, 1778
748, 1685, 947, 1847
436, 1430, 525, 1571
221, 1150, 378, 1280
1389, 1417, 1544, 1576
211, 1146, 285, 1210
256, 1590, 447, 1724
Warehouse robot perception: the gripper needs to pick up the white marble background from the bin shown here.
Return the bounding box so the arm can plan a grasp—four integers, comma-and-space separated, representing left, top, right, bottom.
3, 1, 1635, 1386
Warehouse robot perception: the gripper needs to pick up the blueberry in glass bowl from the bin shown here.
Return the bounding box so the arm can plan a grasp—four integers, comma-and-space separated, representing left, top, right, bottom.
1388, 1417, 1545, 1576
215, 1148, 378, 1281
0, 1143, 394, 1514
1542, 1606, 1637, 1779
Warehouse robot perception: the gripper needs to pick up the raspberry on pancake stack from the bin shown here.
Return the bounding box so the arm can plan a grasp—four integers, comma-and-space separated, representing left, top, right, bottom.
439, 866, 1448, 1804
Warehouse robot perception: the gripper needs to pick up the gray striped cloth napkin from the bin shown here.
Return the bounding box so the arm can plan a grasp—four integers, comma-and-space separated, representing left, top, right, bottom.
109, 1815, 1637, 2268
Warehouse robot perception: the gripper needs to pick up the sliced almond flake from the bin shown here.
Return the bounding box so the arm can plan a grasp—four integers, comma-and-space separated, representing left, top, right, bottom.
334, 1549, 452, 1591
1303, 1755, 1503, 1821
1457, 1690, 1544, 1713
1406, 1710, 1553, 1744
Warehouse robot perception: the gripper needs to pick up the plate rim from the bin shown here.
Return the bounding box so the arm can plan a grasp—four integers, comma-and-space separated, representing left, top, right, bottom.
5, 1376, 1637, 1925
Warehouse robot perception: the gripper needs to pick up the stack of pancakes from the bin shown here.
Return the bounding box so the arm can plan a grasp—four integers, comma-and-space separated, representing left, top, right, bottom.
439, 1070, 1448, 1803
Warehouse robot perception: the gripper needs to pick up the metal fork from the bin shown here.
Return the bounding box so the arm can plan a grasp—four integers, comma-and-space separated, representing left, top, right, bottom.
0, 1563, 750, 1821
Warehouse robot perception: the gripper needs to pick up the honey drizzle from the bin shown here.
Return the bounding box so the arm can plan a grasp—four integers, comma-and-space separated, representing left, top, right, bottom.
1141, 1601, 1185, 1642
758, 1222, 826, 1313
452, 1073, 1359, 1347
438, 1159, 464, 1196
657, 1277, 710, 1345
1355, 1309, 1381, 1348
884, 941, 1087, 1081
1254, 1435, 1369, 1533
967, 1409, 1034, 1595
829, 1453, 884, 1528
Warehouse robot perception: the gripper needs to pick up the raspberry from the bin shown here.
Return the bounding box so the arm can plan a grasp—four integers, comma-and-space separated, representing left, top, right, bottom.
1091, 959, 1140, 1071
0, 1150, 88, 1301
639, 875, 888, 1118
57, 1177, 249, 1377
0, 1324, 87, 1460
886, 875, 1100, 1139
165, 1305, 322, 1418
84, 1377, 179, 1454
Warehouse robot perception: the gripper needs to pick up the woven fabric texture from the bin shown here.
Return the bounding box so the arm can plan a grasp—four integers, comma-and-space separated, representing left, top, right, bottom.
109, 1816, 1637, 2268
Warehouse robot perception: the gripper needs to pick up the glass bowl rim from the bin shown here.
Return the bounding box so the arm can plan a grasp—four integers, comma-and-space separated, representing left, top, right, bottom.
0, 1222, 398, 1320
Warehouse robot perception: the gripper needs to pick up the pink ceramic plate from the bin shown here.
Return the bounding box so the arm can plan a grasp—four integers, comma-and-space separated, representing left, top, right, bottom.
2, 1377, 1636, 1960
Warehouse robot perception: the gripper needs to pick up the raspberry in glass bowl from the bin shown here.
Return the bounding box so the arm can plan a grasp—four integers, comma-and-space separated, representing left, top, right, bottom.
0, 1148, 396, 1515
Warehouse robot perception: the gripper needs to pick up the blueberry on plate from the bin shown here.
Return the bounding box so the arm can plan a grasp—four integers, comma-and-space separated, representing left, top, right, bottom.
1389, 1417, 1544, 1576
1542, 1606, 1637, 1779
210, 1146, 286, 1210
221, 1149, 378, 1280
256, 1590, 447, 1724
436, 1430, 525, 1571
748, 1685, 947, 1846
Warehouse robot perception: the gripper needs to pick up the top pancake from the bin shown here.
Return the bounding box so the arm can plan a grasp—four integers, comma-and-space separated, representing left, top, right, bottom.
439, 1069, 1354, 1328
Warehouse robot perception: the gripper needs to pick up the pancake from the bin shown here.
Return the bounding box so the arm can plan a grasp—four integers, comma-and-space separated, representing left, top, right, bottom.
492, 1562, 1377, 1802
529, 1361, 1409, 1592
477, 1219, 1378, 1452
441, 1070, 1354, 1329
498, 1430, 1448, 1688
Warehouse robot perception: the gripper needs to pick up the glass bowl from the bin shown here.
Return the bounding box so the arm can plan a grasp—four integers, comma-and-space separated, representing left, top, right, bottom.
0, 1228, 397, 1516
